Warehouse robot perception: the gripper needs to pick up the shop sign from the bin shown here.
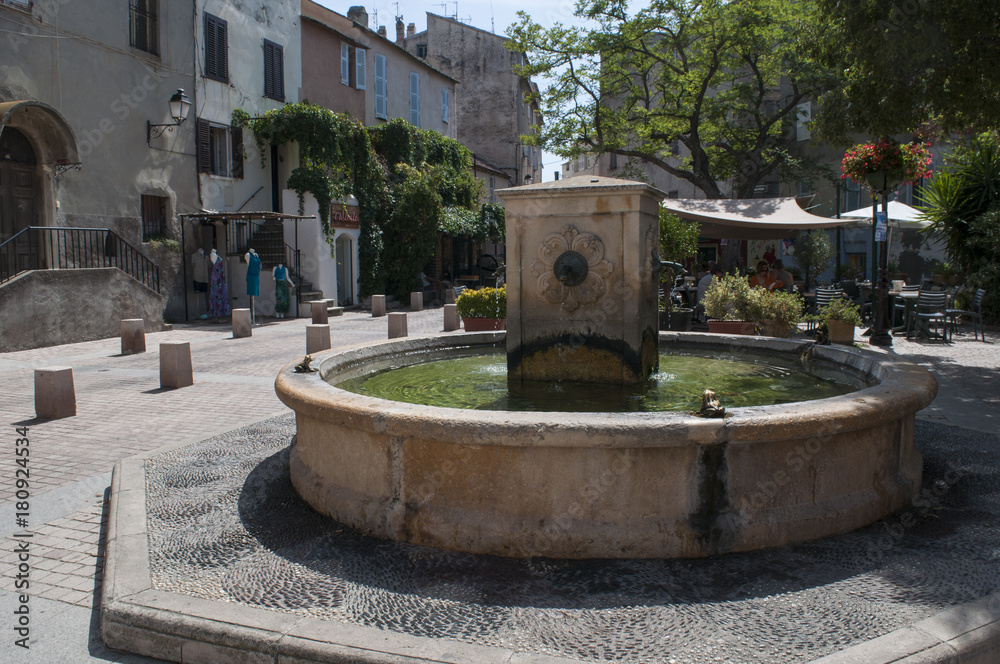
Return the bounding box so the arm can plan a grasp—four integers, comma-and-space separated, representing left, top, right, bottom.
331, 203, 360, 229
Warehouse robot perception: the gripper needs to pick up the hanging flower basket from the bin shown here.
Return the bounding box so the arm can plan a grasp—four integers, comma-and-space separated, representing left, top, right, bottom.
841, 138, 933, 192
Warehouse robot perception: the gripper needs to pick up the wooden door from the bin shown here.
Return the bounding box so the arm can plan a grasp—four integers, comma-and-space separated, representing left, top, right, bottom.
0, 127, 40, 273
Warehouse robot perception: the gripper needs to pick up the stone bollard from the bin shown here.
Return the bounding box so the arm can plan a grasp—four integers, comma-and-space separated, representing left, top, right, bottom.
159, 341, 193, 389
120, 319, 146, 355
444, 304, 461, 331
306, 324, 331, 354
410, 291, 423, 311
371, 294, 386, 317
311, 300, 329, 324
232, 308, 252, 338
34, 367, 76, 419
388, 312, 408, 339
444, 288, 456, 304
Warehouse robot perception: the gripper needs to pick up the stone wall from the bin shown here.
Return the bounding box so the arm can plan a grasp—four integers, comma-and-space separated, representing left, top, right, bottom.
0, 269, 165, 352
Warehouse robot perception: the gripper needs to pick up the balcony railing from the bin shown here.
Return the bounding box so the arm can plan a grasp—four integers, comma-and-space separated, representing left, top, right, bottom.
0, 226, 160, 293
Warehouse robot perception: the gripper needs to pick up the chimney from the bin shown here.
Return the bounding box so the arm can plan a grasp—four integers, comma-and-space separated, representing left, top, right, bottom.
396, 18, 404, 44
378, 25, 387, 37
346, 6, 368, 28
407, 23, 415, 38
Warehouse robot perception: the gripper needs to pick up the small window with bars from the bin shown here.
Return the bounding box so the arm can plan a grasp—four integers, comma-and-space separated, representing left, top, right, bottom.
141, 194, 167, 239
130, 0, 158, 55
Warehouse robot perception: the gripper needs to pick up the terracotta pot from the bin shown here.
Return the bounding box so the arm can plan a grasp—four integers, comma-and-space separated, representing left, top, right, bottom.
462, 317, 506, 331
707, 320, 756, 335
827, 318, 856, 345
758, 319, 791, 338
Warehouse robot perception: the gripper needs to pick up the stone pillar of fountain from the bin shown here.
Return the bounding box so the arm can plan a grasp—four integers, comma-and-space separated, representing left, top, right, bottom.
500, 176, 664, 384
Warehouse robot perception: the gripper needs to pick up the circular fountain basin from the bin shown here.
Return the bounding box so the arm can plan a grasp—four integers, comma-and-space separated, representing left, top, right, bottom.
275, 331, 936, 559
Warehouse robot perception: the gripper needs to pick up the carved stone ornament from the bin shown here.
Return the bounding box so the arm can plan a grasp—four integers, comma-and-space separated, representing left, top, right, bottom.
530, 225, 614, 312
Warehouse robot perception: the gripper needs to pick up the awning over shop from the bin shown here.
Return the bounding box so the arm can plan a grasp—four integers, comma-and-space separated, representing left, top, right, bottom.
0, 100, 80, 166
661, 197, 861, 239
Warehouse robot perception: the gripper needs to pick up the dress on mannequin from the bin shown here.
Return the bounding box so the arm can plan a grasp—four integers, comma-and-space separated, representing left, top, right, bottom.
245, 249, 261, 297
191, 249, 209, 293
273, 264, 295, 317
208, 250, 231, 317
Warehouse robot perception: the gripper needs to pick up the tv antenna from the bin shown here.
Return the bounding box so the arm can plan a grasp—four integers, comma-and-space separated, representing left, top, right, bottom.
393, 1, 401, 21
490, 0, 495, 32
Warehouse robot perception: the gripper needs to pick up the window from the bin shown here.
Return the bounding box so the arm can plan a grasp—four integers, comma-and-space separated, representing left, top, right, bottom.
416, 44, 427, 58
204, 13, 228, 82
356, 47, 366, 90
489, 177, 496, 203
141, 194, 167, 239
374, 54, 387, 119
843, 180, 861, 211
3, 0, 32, 10
409, 72, 420, 127
441, 89, 449, 123
670, 140, 680, 156
129, 0, 158, 55
609, 153, 618, 169
668, 190, 679, 199
796, 101, 811, 141
196, 119, 243, 178
798, 178, 811, 197
263, 39, 284, 101
341, 43, 350, 85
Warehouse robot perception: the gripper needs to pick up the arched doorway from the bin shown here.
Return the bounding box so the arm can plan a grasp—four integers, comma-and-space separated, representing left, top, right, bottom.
335, 234, 354, 306
0, 126, 39, 243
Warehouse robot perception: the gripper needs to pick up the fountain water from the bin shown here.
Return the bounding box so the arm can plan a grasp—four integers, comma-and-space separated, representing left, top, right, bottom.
275, 177, 936, 559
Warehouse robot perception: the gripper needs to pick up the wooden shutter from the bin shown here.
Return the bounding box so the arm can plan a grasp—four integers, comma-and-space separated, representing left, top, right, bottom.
409, 72, 420, 127
356, 48, 366, 90
264, 40, 283, 101
375, 54, 387, 119
196, 119, 211, 173
441, 89, 448, 123
231, 127, 244, 179
205, 13, 228, 82
273, 44, 284, 101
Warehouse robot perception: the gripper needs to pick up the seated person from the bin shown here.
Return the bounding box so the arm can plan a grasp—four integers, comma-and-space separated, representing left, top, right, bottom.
695, 264, 723, 319
772, 260, 795, 293
748, 261, 784, 291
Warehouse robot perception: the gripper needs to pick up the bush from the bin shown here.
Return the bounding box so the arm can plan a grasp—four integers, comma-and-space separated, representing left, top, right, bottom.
702, 275, 755, 321
748, 289, 804, 329
455, 286, 506, 318
818, 298, 862, 326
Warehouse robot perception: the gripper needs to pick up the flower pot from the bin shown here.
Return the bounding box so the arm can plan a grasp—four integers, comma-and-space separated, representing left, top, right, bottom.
461, 317, 506, 331
660, 308, 693, 331
707, 320, 756, 335
864, 170, 903, 192
827, 319, 856, 345
758, 319, 791, 338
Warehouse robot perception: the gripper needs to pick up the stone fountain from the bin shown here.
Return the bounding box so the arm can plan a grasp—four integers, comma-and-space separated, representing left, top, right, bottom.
275, 176, 936, 559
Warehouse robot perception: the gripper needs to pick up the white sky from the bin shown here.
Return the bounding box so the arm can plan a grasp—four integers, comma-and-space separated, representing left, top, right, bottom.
314, 1, 580, 181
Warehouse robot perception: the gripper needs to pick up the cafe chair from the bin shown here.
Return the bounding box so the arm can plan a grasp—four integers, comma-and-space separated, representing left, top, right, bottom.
893, 284, 921, 328
946, 288, 987, 341
907, 290, 949, 340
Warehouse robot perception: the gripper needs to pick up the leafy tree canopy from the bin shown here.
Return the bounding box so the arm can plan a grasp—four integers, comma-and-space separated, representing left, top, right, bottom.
812, 0, 1000, 140
507, 0, 834, 199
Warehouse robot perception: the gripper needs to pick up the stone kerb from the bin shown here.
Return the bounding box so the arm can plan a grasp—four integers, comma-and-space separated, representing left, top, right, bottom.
388, 312, 408, 339
159, 341, 193, 389
232, 308, 252, 338
444, 288, 456, 304
34, 366, 76, 419
371, 294, 386, 317
306, 324, 331, 354
120, 319, 146, 354
311, 300, 329, 324
410, 291, 423, 311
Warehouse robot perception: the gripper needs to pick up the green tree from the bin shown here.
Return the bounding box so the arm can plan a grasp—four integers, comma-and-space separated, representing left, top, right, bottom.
812, 0, 1000, 140
795, 230, 834, 291
507, 0, 833, 199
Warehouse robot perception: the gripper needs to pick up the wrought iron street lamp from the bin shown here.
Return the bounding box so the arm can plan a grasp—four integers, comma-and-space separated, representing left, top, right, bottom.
146, 89, 191, 145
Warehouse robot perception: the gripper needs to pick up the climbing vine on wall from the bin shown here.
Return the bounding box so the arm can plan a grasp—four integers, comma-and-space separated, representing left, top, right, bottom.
233, 104, 483, 298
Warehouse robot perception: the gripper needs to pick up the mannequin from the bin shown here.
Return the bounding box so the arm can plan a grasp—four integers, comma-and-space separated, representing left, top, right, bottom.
207, 248, 231, 321
245, 248, 261, 325
273, 263, 295, 318
191, 248, 209, 318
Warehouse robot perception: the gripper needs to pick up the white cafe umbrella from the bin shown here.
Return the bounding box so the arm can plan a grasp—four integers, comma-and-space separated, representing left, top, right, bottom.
840, 200, 930, 229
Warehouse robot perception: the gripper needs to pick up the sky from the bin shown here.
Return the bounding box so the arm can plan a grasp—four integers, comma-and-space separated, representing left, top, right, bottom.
314, 0, 582, 181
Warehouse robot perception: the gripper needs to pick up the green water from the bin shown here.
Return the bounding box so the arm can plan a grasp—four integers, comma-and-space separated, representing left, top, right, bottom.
333, 348, 868, 413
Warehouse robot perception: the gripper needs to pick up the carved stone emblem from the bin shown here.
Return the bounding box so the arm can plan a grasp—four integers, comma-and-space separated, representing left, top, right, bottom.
530, 225, 614, 312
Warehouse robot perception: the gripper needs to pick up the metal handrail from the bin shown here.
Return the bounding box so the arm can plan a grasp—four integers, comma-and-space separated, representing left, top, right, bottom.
0, 226, 160, 293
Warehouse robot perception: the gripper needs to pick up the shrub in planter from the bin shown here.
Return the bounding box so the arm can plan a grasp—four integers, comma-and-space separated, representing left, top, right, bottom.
702, 275, 756, 334
818, 298, 862, 344
749, 288, 804, 338
455, 286, 506, 330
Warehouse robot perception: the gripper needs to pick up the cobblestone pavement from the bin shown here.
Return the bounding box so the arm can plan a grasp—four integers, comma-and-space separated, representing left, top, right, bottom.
0, 312, 997, 663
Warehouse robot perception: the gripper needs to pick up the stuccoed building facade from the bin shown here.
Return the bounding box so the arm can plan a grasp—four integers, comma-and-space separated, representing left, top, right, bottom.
0, 0, 301, 350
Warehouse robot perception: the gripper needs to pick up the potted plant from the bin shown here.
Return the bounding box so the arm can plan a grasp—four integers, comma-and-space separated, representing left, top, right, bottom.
841, 138, 934, 192
795, 230, 835, 292
702, 274, 756, 335
818, 297, 862, 345
931, 260, 959, 286
658, 210, 700, 330
750, 288, 804, 338
455, 285, 507, 331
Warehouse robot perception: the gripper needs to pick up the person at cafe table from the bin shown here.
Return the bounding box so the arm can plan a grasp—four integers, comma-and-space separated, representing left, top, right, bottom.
748, 260, 784, 292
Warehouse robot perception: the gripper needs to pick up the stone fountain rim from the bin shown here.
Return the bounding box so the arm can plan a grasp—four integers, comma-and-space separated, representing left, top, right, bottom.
274, 331, 938, 448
